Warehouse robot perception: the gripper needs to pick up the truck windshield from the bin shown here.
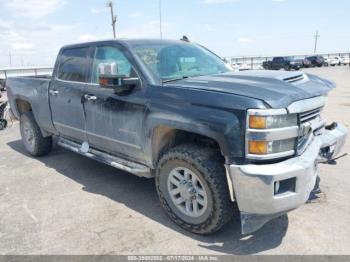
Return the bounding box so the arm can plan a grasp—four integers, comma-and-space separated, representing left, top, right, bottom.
130, 42, 229, 82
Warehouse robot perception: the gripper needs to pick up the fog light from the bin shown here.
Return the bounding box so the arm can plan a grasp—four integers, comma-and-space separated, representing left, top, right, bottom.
274, 177, 296, 195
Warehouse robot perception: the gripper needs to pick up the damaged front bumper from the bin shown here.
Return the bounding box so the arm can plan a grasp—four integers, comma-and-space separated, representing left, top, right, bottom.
226, 122, 347, 234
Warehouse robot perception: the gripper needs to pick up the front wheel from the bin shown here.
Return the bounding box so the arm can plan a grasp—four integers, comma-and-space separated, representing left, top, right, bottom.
20, 111, 52, 156
156, 144, 234, 234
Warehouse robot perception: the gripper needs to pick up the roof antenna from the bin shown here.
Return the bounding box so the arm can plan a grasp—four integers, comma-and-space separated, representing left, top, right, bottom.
159, 0, 163, 40
180, 35, 190, 42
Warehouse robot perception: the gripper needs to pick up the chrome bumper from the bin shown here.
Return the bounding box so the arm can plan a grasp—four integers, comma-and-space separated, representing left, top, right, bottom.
226, 122, 347, 234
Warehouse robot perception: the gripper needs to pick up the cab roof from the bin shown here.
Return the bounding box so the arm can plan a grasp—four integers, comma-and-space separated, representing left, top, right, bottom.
60, 38, 191, 50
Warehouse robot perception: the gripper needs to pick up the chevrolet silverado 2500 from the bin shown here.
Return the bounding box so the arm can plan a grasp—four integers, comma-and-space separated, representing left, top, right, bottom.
6, 39, 347, 234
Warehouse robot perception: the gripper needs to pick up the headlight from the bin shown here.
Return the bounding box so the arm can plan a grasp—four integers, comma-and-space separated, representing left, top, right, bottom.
249, 114, 297, 129
246, 109, 298, 160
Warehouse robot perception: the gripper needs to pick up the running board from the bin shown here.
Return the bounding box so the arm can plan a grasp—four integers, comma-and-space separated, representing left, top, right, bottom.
57, 137, 152, 178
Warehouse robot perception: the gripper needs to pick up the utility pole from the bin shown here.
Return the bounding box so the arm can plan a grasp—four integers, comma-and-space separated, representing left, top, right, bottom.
159, 0, 163, 39
314, 30, 320, 54
106, 1, 117, 39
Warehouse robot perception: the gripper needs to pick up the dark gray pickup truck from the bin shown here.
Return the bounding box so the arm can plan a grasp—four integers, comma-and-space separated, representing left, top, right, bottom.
6, 39, 347, 234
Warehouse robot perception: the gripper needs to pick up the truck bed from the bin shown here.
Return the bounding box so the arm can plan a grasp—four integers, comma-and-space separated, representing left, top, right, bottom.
6, 75, 55, 133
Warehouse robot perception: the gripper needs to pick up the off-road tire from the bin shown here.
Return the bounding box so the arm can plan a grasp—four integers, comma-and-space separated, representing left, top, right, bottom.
156, 144, 234, 234
20, 111, 52, 156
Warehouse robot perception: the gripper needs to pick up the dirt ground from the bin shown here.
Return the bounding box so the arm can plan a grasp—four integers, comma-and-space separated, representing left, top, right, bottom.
0, 66, 349, 255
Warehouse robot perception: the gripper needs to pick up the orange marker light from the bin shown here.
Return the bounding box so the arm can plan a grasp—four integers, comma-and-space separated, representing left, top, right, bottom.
99, 78, 109, 86
248, 141, 268, 154
249, 116, 267, 129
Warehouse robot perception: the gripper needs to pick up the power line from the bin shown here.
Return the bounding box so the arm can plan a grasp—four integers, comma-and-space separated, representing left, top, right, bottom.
106, 1, 117, 39
314, 30, 320, 54
8, 51, 12, 66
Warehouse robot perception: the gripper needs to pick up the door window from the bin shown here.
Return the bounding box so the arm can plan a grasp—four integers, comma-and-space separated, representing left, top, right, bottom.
92, 46, 133, 83
57, 47, 89, 82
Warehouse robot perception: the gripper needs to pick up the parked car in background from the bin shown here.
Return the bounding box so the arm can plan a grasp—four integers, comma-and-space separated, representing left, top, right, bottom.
324, 57, 339, 67
306, 55, 325, 67
295, 58, 312, 68
332, 56, 343, 66
231, 62, 251, 71
340, 56, 350, 65
262, 56, 302, 71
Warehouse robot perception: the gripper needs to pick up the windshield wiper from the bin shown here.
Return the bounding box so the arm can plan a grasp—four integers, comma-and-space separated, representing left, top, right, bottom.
162, 76, 189, 83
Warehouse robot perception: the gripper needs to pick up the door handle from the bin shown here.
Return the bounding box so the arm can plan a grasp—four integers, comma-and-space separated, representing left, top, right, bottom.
83, 94, 97, 101
49, 89, 59, 95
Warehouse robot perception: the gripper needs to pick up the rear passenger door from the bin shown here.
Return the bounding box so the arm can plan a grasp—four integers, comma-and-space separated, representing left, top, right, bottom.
49, 47, 90, 141
273, 57, 283, 69
271, 58, 279, 69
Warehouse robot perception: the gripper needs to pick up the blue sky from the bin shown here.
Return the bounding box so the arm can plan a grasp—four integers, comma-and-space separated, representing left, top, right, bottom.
0, 0, 349, 67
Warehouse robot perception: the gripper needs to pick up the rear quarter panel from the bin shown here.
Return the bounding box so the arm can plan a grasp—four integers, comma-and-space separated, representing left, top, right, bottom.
7, 76, 56, 133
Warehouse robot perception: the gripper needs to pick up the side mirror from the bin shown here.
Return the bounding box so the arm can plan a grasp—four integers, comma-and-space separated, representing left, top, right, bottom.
98, 63, 139, 95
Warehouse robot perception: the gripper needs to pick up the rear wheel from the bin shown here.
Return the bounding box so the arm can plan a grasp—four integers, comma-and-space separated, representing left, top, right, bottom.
20, 111, 52, 156
156, 144, 234, 234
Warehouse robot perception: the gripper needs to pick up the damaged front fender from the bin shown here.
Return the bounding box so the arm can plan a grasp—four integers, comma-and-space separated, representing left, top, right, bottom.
227, 122, 348, 235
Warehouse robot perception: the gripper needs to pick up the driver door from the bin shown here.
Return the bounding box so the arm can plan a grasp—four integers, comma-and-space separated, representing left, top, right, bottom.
83, 45, 146, 162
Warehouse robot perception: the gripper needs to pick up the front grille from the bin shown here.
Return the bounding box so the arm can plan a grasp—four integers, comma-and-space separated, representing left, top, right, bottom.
297, 107, 323, 153
299, 107, 322, 123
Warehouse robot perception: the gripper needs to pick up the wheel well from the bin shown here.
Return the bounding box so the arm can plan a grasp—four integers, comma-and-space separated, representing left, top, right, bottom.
16, 99, 32, 115
152, 126, 223, 165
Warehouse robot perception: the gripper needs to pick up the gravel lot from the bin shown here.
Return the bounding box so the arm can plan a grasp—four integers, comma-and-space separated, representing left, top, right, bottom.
0, 66, 349, 255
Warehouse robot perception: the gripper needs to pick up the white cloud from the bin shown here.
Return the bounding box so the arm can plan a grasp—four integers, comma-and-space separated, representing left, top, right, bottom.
4, 0, 66, 19
203, 0, 233, 4
118, 20, 163, 38
204, 24, 213, 32
11, 42, 34, 51
51, 24, 80, 31
90, 7, 105, 14
238, 37, 253, 44
78, 34, 99, 42
0, 19, 83, 67
77, 34, 111, 42
0, 20, 12, 30
129, 11, 143, 18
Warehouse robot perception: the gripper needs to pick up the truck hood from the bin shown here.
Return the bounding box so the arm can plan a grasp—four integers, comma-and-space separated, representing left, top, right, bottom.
165, 70, 335, 108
